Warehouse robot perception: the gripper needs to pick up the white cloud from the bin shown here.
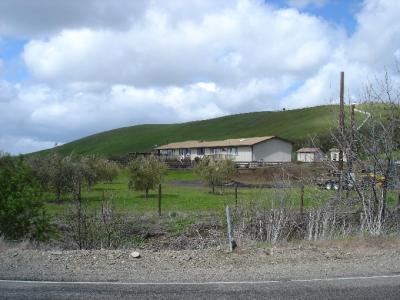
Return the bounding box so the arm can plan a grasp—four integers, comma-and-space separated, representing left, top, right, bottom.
281, 0, 400, 107
348, 0, 400, 69
195, 82, 218, 93
23, 1, 341, 87
395, 49, 400, 61
0, 75, 294, 154
0, 0, 149, 38
0, 136, 57, 155
1, 0, 400, 154
0, 81, 226, 153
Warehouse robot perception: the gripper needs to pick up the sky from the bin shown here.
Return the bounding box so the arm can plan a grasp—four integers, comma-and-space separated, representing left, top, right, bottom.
0, 0, 399, 154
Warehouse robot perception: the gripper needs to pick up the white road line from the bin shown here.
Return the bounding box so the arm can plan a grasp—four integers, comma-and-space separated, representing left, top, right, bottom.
291, 274, 400, 282
0, 279, 280, 285
1, 274, 400, 286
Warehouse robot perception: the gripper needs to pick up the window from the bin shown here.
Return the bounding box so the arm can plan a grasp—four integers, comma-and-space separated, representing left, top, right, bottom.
179, 148, 191, 156
197, 148, 205, 155
228, 147, 238, 155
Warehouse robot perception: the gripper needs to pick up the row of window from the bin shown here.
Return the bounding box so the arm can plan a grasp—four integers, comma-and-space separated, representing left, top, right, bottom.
168, 147, 239, 156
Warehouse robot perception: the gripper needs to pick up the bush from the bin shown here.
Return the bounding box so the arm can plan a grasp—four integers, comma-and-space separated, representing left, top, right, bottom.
27, 153, 121, 202
0, 154, 53, 241
26, 152, 72, 202
128, 155, 167, 198
194, 157, 235, 194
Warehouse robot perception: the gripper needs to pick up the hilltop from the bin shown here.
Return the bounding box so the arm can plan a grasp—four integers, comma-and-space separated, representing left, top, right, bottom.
39, 105, 339, 156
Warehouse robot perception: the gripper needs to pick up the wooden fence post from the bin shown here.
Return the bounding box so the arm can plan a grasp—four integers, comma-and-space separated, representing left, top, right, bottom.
158, 183, 162, 217
226, 205, 233, 252
300, 184, 305, 215
235, 183, 238, 208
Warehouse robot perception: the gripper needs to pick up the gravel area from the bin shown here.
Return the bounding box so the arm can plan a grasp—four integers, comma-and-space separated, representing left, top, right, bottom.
1, 238, 400, 283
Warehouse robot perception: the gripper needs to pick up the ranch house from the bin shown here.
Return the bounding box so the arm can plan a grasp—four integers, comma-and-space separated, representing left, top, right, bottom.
155, 136, 293, 163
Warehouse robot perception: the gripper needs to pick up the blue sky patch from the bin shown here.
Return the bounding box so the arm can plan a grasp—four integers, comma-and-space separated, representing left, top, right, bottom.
267, 0, 362, 35
281, 80, 305, 98
0, 37, 27, 59
0, 37, 28, 82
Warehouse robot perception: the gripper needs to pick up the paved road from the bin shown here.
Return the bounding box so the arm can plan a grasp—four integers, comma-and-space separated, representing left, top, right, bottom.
1, 275, 400, 299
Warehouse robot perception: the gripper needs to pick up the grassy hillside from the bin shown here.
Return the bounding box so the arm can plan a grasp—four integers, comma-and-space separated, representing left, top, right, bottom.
41, 105, 339, 156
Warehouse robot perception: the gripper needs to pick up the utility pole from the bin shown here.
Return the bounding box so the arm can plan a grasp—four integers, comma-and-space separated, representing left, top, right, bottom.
338, 72, 345, 198
349, 104, 355, 172
339, 71, 345, 173
345, 104, 356, 199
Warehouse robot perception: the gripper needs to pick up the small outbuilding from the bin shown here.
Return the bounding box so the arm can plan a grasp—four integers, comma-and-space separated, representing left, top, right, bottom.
329, 148, 347, 162
296, 148, 325, 162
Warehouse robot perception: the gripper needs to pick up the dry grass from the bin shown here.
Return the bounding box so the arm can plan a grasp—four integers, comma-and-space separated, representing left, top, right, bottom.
0, 236, 34, 251
233, 163, 327, 184
297, 235, 400, 251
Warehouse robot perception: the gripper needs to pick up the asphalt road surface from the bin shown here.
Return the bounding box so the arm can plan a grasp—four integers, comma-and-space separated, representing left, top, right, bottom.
1, 275, 400, 299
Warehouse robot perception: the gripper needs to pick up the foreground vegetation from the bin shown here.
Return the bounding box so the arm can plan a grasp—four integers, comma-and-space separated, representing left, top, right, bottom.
0, 154, 53, 241
1, 152, 399, 250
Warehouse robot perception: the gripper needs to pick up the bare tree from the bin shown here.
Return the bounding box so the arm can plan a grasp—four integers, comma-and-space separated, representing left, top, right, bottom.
329, 72, 400, 234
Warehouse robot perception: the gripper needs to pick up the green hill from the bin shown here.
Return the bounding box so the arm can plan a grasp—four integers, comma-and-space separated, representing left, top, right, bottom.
41, 105, 340, 156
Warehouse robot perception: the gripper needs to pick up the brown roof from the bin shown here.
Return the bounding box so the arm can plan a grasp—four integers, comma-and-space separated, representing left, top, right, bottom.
296, 147, 323, 153
155, 136, 286, 150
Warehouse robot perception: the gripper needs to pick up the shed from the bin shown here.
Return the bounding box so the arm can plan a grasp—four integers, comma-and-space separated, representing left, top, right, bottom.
296, 148, 325, 162
329, 148, 347, 162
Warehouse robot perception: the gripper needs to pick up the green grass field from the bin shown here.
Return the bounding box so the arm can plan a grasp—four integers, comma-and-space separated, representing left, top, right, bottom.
37, 105, 340, 156
45, 169, 336, 217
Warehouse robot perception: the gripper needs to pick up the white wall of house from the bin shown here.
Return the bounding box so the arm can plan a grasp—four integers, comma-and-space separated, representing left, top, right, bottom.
297, 152, 315, 162
316, 152, 325, 161
253, 139, 292, 162
235, 146, 252, 161
330, 150, 347, 162
159, 139, 292, 163
297, 151, 325, 162
190, 146, 249, 161
160, 147, 239, 160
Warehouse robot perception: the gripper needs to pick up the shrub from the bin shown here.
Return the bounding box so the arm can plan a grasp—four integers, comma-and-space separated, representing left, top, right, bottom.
0, 154, 53, 241
128, 155, 167, 198
194, 157, 235, 194
27, 153, 121, 202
